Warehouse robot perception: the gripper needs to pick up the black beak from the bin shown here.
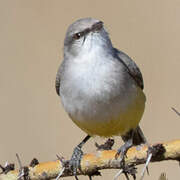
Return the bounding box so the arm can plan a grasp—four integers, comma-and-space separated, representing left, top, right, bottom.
91, 21, 103, 32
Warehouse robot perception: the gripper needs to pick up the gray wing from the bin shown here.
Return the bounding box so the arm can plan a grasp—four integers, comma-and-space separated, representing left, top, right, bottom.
114, 48, 144, 89
55, 62, 64, 96
55, 68, 61, 96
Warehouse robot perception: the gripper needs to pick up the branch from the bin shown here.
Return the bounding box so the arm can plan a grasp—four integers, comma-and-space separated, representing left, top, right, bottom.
1, 139, 180, 180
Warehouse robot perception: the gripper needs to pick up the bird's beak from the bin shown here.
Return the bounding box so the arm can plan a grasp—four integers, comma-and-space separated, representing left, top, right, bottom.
91, 21, 103, 32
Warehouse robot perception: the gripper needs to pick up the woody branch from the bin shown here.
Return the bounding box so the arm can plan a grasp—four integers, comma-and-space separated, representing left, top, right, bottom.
0, 139, 180, 180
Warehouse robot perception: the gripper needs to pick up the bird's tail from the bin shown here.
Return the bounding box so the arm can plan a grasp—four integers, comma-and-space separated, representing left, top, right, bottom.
122, 125, 147, 145
133, 126, 147, 145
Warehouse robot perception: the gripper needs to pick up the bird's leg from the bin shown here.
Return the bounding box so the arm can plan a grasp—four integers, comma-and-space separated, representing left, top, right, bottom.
114, 130, 137, 180
115, 138, 133, 163
114, 138, 136, 180
115, 127, 152, 180
115, 129, 135, 162
69, 135, 91, 180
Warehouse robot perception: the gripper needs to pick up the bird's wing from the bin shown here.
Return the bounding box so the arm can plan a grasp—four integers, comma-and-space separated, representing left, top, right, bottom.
55, 69, 60, 96
55, 61, 64, 96
114, 48, 144, 89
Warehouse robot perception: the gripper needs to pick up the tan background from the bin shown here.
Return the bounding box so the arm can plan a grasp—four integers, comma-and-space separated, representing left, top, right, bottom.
1, 0, 180, 179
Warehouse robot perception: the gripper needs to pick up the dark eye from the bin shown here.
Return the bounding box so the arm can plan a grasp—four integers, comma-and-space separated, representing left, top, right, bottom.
73, 32, 82, 40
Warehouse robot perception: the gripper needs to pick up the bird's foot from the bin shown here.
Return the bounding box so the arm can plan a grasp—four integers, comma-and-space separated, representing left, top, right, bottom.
69, 145, 83, 180
95, 138, 114, 150
115, 139, 133, 162
67, 135, 91, 180
114, 139, 134, 180
69, 145, 101, 180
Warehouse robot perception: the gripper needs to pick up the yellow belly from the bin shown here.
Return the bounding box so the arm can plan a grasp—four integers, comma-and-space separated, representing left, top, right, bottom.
72, 87, 146, 137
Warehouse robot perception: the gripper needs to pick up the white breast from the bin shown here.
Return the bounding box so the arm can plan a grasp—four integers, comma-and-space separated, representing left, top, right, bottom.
60, 45, 139, 126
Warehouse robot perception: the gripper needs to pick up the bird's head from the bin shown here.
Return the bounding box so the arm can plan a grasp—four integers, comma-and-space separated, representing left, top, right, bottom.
64, 18, 113, 57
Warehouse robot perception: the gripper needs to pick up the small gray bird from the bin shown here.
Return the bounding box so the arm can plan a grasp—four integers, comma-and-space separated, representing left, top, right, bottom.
56, 18, 148, 179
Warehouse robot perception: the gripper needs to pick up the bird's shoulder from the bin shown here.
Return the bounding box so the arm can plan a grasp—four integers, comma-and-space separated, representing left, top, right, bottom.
114, 48, 144, 89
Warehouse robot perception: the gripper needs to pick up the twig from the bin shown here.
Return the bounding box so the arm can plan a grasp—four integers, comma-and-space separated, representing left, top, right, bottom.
16, 154, 23, 180
1, 139, 180, 180
55, 155, 66, 180
140, 152, 152, 180
114, 169, 123, 180
171, 107, 180, 116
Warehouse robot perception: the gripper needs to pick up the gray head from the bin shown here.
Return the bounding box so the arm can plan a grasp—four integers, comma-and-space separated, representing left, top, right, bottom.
64, 18, 113, 57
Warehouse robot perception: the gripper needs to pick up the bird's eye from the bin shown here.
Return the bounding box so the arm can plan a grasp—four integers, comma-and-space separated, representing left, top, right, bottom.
73, 32, 82, 40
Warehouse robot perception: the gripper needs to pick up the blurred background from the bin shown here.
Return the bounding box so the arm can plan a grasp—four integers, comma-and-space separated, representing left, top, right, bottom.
1, 0, 180, 179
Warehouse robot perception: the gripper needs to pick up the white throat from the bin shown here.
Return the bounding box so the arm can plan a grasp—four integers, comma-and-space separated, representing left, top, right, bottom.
73, 34, 111, 64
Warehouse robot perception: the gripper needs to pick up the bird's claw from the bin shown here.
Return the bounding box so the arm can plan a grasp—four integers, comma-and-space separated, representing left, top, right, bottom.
69, 145, 83, 179
115, 144, 129, 162
115, 140, 134, 179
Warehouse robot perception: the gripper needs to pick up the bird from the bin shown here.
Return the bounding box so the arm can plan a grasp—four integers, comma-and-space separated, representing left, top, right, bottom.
55, 17, 148, 179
